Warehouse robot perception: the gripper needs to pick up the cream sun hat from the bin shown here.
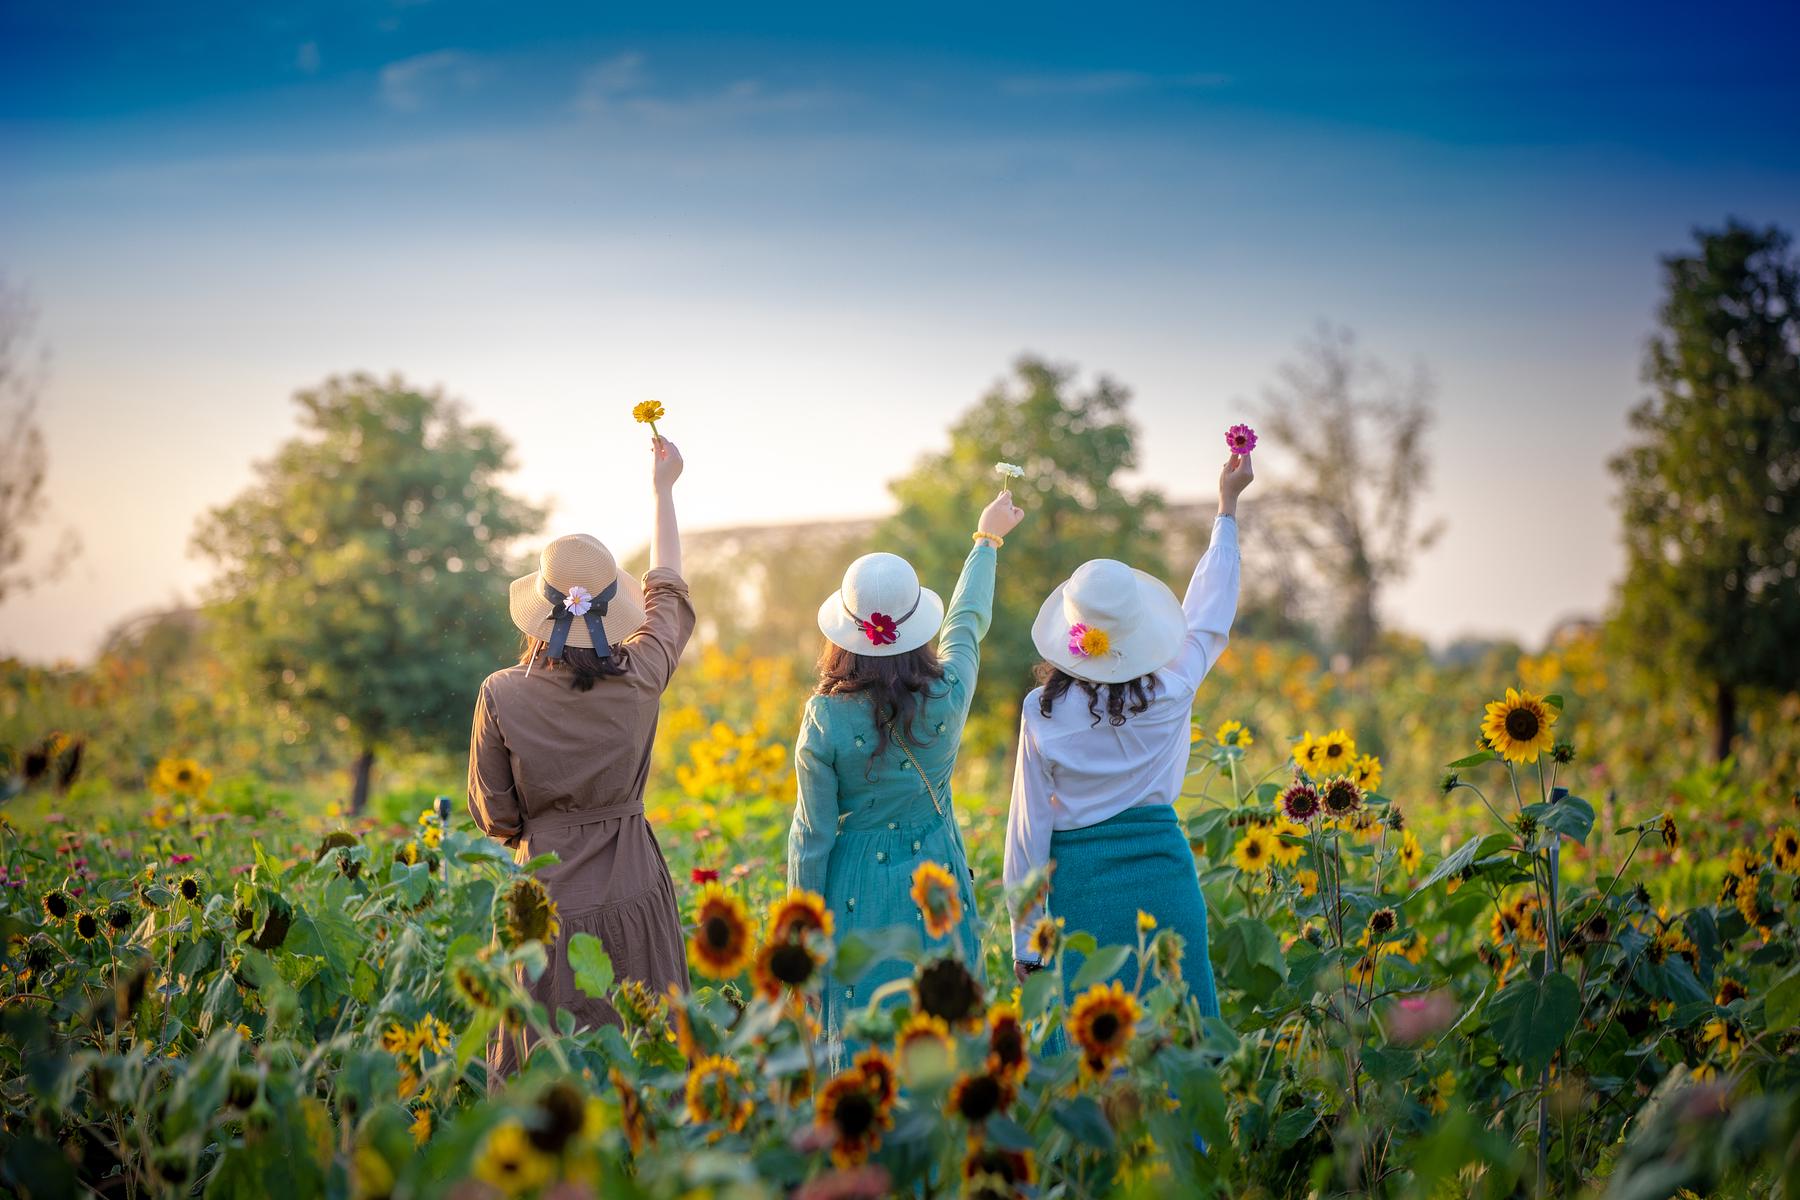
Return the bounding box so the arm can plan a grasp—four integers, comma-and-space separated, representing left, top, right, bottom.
509, 534, 646, 660
1031, 558, 1186, 685
817, 552, 946, 657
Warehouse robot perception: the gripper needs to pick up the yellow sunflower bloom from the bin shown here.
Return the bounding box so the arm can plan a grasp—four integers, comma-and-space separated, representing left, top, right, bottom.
1350, 753, 1383, 794
1068, 981, 1142, 1077
1293, 868, 1320, 898
814, 1069, 890, 1166
1309, 729, 1357, 775
473, 1120, 553, 1196
1231, 826, 1278, 874
1480, 688, 1558, 763
689, 884, 755, 979
1214, 720, 1254, 748
1701, 1018, 1745, 1062
909, 861, 963, 940
685, 1055, 753, 1135
1398, 830, 1424, 873
766, 889, 833, 942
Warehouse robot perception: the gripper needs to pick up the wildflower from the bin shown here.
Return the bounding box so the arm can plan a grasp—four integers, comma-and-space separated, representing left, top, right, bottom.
1701, 1018, 1745, 1062
498, 877, 560, 948
685, 1055, 753, 1134
1278, 779, 1322, 824
1398, 830, 1424, 873
1423, 1069, 1457, 1115
767, 890, 833, 941
1293, 869, 1320, 899
1350, 754, 1383, 794
41, 889, 71, 922
74, 910, 102, 941
1224, 423, 1258, 454
994, 461, 1025, 479
1068, 981, 1141, 1077
1773, 827, 1800, 872
170, 853, 195, 866
914, 957, 984, 1031
1383, 931, 1429, 964
1214, 720, 1253, 748
815, 1069, 888, 1166
152, 757, 212, 797
1026, 916, 1064, 962
1320, 776, 1364, 819
1136, 910, 1157, 935
985, 1001, 1028, 1082
1726, 848, 1762, 878
753, 936, 823, 999
380, 1022, 412, 1056
525, 1080, 588, 1157
947, 1069, 1015, 1124
631, 400, 666, 436
1231, 827, 1277, 873
473, 1120, 553, 1196
610, 1067, 652, 1155
1480, 688, 1558, 764
691, 867, 720, 885
688, 884, 755, 979
451, 959, 501, 1011
909, 862, 963, 940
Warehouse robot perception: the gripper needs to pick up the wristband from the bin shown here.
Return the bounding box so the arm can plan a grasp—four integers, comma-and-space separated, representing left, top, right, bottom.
973, 532, 1004, 548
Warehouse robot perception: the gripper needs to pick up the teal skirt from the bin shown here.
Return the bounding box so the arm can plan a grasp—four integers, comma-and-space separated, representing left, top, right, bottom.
1049, 804, 1220, 1017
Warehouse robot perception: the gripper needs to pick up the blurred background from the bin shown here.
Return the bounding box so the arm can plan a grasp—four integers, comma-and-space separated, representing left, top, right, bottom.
3, 1, 1797, 832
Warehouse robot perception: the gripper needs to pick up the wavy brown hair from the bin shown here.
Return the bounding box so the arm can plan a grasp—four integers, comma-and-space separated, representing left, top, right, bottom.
816, 641, 947, 771
1034, 661, 1160, 727
518, 634, 631, 692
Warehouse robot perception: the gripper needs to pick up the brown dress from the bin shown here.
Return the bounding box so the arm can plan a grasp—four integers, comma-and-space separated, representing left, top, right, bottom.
467, 566, 695, 1077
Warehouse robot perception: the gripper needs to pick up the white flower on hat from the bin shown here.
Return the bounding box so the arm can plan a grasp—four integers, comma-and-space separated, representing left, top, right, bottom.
563, 584, 594, 616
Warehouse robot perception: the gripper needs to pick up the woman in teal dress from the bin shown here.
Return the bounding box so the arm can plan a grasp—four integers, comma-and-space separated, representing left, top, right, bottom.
787, 488, 1026, 1062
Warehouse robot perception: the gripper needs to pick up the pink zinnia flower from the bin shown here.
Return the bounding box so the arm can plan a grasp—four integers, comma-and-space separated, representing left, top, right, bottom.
1225, 423, 1258, 454
691, 867, 720, 884
231, 864, 253, 875
170, 853, 195, 865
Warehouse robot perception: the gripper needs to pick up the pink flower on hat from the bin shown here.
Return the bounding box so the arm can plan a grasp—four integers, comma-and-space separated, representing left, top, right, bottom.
859, 612, 899, 646
563, 584, 594, 616
1225, 424, 1258, 454
1068, 623, 1112, 658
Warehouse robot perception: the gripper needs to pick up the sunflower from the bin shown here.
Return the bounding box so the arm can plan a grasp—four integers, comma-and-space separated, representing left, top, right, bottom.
752, 936, 823, 999
525, 1081, 588, 1157
1068, 981, 1141, 1076
413, 1014, 452, 1056
1480, 688, 1558, 764
177, 875, 202, 903
1026, 916, 1064, 962
685, 1055, 753, 1134
380, 1022, 412, 1056
1350, 754, 1383, 794
1151, 930, 1186, 983
1321, 777, 1365, 819
1701, 1018, 1745, 1062
498, 877, 561, 948
452, 959, 501, 1011
1269, 819, 1306, 867
1214, 720, 1254, 748
473, 1120, 553, 1196
614, 978, 668, 1032
766, 890, 833, 941
815, 1070, 889, 1166
963, 1143, 1037, 1200
1383, 931, 1428, 964
1422, 1069, 1456, 1116
852, 1046, 898, 1112
908, 861, 963, 940
409, 1107, 432, 1147
689, 884, 755, 979
897, 1011, 955, 1068
1772, 827, 1800, 873
41, 889, 71, 922
1231, 827, 1277, 873
1278, 780, 1322, 824
1292, 868, 1320, 899
74, 910, 103, 941
1366, 908, 1398, 939
609, 1067, 653, 1155
947, 1069, 1016, 1124
1397, 830, 1423, 873
985, 1001, 1028, 1081
1715, 977, 1747, 1007
1309, 729, 1357, 775
914, 956, 985, 1030
106, 903, 134, 932
1347, 953, 1377, 989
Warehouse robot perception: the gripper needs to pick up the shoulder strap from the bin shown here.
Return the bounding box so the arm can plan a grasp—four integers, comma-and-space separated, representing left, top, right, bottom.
886, 722, 946, 819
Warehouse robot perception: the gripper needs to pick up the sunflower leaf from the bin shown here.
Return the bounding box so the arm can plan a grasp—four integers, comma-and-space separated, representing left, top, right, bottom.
1543, 693, 1564, 710
1070, 945, 1133, 991
1446, 750, 1497, 769
569, 932, 614, 1000
1486, 970, 1579, 1074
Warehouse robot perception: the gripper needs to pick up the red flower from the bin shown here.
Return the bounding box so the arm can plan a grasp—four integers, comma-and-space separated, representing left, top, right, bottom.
692, 867, 720, 884
170, 853, 195, 865
859, 612, 898, 646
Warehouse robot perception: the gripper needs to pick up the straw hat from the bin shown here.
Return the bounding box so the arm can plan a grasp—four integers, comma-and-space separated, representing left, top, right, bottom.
1031, 558, 1185, 685
817, 552, 946, 657
509, 534, 646, 658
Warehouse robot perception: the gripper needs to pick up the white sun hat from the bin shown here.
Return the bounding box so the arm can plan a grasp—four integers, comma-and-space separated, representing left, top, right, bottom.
509, 534, 646, 659
1031, 558, 1186, 685
817, 552, 946, 657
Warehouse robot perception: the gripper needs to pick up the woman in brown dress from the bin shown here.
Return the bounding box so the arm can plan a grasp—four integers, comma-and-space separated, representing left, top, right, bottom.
468, 436, 693, 1077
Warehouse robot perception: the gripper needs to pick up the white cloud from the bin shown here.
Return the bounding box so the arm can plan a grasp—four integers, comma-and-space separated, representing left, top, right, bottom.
569, 51, 839, 123
379, 49, 487, 113
571, 51, 648, 113
1000, 70, 1230, 97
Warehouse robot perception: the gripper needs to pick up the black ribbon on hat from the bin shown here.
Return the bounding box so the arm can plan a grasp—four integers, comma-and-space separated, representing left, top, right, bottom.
539, 577, 618, 661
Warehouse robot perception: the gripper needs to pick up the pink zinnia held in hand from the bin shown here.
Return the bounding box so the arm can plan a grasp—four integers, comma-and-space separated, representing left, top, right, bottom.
1225, 424, 1258, 454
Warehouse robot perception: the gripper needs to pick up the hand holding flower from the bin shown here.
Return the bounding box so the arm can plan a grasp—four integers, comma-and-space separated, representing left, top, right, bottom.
978, 489, 1026, 540
652, 436, 684, 494
1218, 451, 1254, 516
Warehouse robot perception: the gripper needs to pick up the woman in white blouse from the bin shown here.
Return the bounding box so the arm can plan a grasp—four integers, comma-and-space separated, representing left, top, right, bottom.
1003, 451, 1254, 1011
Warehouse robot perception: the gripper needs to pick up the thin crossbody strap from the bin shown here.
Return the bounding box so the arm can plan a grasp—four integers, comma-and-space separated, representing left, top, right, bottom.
886, 722, 946, 820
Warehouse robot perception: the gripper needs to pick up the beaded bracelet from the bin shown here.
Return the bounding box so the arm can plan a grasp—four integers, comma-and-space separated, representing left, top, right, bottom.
973, 532, 1004, 548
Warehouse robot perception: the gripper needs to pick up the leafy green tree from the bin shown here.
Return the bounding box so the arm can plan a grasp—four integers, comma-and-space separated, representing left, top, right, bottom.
881, 357, 1169, 752
1611, 220, 1800, 762
195, 375, 545, 810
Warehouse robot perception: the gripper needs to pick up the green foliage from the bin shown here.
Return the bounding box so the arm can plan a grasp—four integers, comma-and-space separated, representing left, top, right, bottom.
192, 374, 546, 795
881, 356, 1170, 733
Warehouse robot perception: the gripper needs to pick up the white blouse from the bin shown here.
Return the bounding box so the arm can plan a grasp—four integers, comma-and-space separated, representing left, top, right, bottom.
1003, 515, 1240, 961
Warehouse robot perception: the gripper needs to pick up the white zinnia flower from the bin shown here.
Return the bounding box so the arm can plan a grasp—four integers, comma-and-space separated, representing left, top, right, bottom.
994, 461, 1024, 479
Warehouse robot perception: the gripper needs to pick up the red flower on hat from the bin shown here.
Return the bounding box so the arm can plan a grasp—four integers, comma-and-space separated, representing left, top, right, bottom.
859, 612, 899, 646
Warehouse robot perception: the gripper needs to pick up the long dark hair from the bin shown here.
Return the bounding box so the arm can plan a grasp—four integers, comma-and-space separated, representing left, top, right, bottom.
816, 641, 947, 771
518, 635, 631, 693
1034, 661, 1161, 727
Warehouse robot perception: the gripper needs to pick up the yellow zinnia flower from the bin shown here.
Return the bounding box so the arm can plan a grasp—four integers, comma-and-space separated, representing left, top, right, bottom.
631, 399, 665, 428
1480, 688, 1558, 763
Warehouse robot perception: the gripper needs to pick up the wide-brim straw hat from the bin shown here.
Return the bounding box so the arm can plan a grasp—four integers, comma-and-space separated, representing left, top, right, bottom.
509, 534, 646, 653
1031, 558, 1186, 685
817, 552, 946, 657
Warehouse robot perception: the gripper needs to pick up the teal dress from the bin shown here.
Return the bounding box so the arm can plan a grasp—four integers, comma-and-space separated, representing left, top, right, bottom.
788, 542, 994, 1061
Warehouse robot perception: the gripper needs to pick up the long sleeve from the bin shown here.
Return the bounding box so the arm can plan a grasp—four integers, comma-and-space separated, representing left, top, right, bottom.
937, 541, 997, 713
622, 567, 697, 692
466, 679, 523, 845
1003, 708, 1057, 962
787, 700, 840, 896
1164, 515, 1241, 692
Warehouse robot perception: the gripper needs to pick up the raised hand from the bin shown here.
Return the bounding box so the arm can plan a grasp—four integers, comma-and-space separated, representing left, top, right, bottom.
652, 436, 684, 493
978, 488, 1027, 539
1218, 453, 1254, 516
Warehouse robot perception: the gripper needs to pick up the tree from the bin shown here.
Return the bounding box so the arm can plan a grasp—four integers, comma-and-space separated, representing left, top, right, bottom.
881, 357, 1170, 752
195, 375, 546, 810
1255, 326, 1441, 663
0, 278, 64, 603
1611, 220, 1800, 762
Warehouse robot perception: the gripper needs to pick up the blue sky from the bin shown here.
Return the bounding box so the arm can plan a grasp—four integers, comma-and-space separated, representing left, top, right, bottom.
4, 1, 1799, 660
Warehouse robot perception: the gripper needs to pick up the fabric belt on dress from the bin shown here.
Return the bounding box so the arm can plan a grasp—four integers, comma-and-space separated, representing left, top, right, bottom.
520, 800, 646, 837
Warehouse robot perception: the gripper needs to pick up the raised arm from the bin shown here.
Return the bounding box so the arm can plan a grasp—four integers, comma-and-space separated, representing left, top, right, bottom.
1166, 453, 1254, 690
1004, 707, 1056, 970
937, 488, 1026, 707
627, 436, 697, 689
466, 680, 523, 846
786, 700, 840, 896
650, 436, 683, 576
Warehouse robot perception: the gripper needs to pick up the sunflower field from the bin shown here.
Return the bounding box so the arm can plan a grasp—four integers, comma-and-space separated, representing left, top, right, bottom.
3, 639, 1799, 1199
